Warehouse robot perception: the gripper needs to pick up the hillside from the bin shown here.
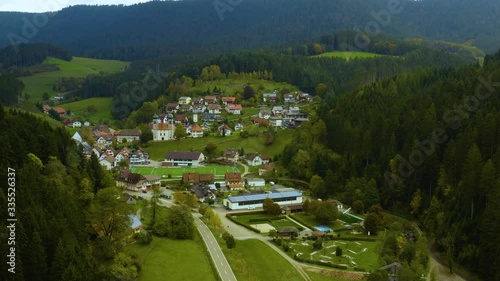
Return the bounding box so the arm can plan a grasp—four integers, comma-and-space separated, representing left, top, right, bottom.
0, 0, 499, 61
20, 56, 129, 101
311, 52, 385, 60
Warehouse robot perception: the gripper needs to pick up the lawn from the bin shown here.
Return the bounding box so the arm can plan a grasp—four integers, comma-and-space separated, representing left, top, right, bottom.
292, 213, 348, 231
125, 236, 218, 281
131, 165, 238, 178
60, 97, 113, 123
311, 51, 384, 60
145, 129, 295, 161
289, 239, 380, 271
20, 56, 129, 101
306, 270, 362, 281
223, 239, 304, 281
188, 78, 298, 97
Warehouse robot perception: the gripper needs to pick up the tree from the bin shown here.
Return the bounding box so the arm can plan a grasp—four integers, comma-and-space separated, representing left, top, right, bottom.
42, 92, 50, 101
269, 229, 278, 240
174, 124, 187, 140
263, 198, 275, 214
168, 205, 195, 239
410, 189, 422, 217
117, 160, 129, 169
204, 143, 218, 162
243, 85, 255, 100
315, 201, 338, 224
138, 123, 153, 143
367, 270, 389, 281
149, 186, 162, 226
225, 234, 236, 249
364, 212, 382, 235
109, 253, 138, 281
313, 238, 323, 250
336, 246, 342, 257
352, 200, 364, 214
310, 175, 327, 199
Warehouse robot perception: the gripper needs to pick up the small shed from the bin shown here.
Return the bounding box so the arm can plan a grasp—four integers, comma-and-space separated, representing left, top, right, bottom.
277, 226, 300, 237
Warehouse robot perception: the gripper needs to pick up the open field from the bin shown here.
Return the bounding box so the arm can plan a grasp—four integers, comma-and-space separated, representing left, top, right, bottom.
20, 56, 129, 101
290, 239, 379, 271
125, 236, 217, 281
311, 51, 384, 60
60, 97, 113, 123
188, 78, 299, 97
131, 165, 238, 178
145, 129, 295, 161
232, 213, 304, 232
292, 213, 349, 231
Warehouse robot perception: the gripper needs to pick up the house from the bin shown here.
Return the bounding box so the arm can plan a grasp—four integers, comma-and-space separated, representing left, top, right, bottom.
182, 173, 215, 184
116, 129, 141, 143
152, 122, 175, 141
221, 96, 236, 105
269, 117, 284, 129
100, 155, 116, 170
124, 193, 137, 205
179, 104, 193, 112
165, 103, 180, 113
282, 204, 303, 215
72, 131, 83, 143
71, 118, 82, 128
174, 115, 189, 124
297, 93, 313, 102
262, 93, 278, 103
277, 226, 300, 237
153, 113, 170, 124
190, 124, 204, 138
204, 96, 217, 105
192, 97, 204, 105
192, 104, 206, 114
223, 190, 303, 210
42, 104, 52, 114
83, 121, 91, 127
226, 104, 242, 115
287, 106, 301, 114
272, 106, 284, 116
129, 214, 143, 231
164, 151, 205, 167
252, 118, 268, 126
246, 153, 270, 166
259, 110, 272, 119
225, 172, 245, 190
203, 113, 219, 122
143, 175, 161, 189
234, 123, 244, 131
259, 163, 276, 176
224, 149, 239, 162
178, 96, 192, 105
191, 184, 216, 201
208, 104, 222, 114
218, 124, 233, 136
53, 107, 67, 117
283, 94, 296, 103
246, 178, 266, 187
115, 169, 147, 191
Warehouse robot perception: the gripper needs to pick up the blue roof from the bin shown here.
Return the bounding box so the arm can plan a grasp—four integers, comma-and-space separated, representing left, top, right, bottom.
227, 191, 302, 203
129, 214, 142, 229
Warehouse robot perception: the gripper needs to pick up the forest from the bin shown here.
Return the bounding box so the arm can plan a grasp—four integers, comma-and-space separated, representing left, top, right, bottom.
279, 49, 500, 280
0, 0, 499, 61
0, 43, 72, 71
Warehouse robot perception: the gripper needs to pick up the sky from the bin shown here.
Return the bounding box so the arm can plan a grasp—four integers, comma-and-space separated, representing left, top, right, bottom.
0, 0, 151, 13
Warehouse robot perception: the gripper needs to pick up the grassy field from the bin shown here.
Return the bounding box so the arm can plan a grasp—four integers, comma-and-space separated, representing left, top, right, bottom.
222, 239, 303, 281
292, 213, 349, 231
21, 56, 129, 101
311, 51, 383, 60
306, 269, 364, 281
145, 129, 295, 161
60, 97, 113, 123
125, 236, 217, 281
188, 78, 298, 97
290, 239, 380, 271
131, 165, 238, 178
232, 213, 303, 231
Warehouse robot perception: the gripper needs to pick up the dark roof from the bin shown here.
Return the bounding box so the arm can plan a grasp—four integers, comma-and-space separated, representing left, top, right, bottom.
277, 226, 299, 233
116, 169, 145, 184
183, 172, 214, 183
117, 129, 141, 136
166, 151, 202, 160
225, 172, 242, 182
191, 184, 213, 199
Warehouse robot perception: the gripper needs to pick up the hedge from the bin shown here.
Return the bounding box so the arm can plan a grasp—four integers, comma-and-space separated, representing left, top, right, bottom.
294, 254, 348, 270
226, 214, 261, 233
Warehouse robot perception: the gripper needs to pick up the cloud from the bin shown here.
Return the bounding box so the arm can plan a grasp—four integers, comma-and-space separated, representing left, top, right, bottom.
0, 0, 150, 13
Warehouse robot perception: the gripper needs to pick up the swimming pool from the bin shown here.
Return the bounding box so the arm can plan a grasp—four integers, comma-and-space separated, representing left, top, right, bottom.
314, 226, 333, 232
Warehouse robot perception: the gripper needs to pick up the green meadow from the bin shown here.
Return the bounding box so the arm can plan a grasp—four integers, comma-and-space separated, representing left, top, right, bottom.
61, 97, 113, 124
21, 56, 129, 101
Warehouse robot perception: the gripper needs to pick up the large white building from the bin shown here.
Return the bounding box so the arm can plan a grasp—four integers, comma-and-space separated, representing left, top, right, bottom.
164, 151, 205, 167
152, 114, 175, 141
223, 190, 303, 210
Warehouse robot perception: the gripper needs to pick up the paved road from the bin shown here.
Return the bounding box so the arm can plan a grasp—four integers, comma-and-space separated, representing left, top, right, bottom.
194, 215, 237, 281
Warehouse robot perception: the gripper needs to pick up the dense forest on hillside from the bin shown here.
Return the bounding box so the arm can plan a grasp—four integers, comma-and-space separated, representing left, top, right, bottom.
280, 49, 500, 279
0, 0, 499, 61
0, 106, 136, 281
0, 71, 24, 106
0, 43, 72, 71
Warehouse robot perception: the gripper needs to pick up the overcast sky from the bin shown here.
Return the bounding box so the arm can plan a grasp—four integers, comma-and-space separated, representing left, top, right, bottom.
0, 0, 151, 13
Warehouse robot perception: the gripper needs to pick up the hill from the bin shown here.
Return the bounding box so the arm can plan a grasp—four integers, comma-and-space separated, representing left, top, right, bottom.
20, 56, 129, 101
59, 97, 113, 124
311, 52, 384, 60
0, 0, 499, 61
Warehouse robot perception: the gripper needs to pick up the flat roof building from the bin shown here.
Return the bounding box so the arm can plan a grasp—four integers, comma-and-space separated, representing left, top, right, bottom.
223, 190, 303, 210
